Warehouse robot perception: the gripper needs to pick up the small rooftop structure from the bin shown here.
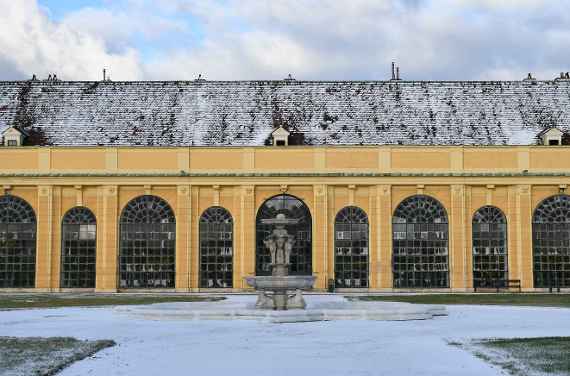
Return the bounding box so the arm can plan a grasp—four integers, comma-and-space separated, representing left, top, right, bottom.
271, 126, 291, 146
538, 127, 565, 146
1, 126, 27, 147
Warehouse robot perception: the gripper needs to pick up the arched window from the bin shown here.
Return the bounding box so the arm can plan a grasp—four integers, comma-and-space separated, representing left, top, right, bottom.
0, 195, 36, 288
335, 206, 369, 288
472, 206, 508, 288
119, 195, 176, 289
533, 195, 570, 288
256, 194, 312, 276
199, 207, 233, 288
392, 195, 449, 288
61, 207, 97, 288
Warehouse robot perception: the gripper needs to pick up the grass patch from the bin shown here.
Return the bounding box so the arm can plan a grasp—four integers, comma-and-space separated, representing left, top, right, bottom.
0, 294, 224, 310
464, 337, 570, 376
0, 336, 115, 376
355, 294, 570, 308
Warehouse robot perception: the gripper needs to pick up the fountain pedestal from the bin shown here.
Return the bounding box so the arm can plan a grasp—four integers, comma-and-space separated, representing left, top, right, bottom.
245, 275, 316, 310
244, 213, 316, 310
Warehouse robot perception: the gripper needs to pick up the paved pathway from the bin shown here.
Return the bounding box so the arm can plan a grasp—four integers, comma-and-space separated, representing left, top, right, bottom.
1, 295, 569, 376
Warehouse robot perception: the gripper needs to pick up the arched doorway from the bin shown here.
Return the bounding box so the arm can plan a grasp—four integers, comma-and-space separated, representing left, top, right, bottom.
392, 195, 449, 288
199, 206, 233, 288
472, 206, 508, 288
119, 195, 176, 288
533, 195, 570, 288
256, 194, 312, 276
0, 195, 36, 288
61, 207, 97, 288
334, 206, 369, 288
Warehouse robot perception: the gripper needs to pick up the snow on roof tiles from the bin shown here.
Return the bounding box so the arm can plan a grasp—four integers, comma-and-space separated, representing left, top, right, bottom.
1, 80, 570, 146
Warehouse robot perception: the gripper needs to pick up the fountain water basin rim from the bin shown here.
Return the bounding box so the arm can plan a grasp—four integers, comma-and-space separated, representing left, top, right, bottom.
244, 275, 316, 290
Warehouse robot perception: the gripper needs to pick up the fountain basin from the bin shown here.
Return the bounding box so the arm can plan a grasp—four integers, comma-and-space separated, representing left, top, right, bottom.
244, 275, 316, 291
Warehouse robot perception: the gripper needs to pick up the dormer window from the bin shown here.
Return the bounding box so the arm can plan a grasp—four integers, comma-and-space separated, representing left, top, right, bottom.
538, 127, 564, 146
2, 126, 27, 147
271, 126, 290, 147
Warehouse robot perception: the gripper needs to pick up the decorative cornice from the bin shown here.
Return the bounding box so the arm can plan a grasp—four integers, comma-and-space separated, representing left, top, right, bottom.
0, 171, 570, 178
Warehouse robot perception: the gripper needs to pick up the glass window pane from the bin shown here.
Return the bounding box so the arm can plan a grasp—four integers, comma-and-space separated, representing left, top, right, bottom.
119, 195, 176, 288
199, 207, 233, 288
392, 195, 449, 288
256, 194, 312, 276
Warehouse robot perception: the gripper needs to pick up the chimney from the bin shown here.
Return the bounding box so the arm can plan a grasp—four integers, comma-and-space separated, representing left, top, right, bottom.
391, 62, 396, 80
396, 66, 400, 80
103, 69, 106, 81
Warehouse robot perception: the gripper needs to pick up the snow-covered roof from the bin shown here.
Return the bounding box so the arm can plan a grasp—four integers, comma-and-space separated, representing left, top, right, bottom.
1, 80, 570, 146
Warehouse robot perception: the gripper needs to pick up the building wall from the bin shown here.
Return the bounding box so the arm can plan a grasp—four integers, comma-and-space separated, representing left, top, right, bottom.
1, 145, 569, 292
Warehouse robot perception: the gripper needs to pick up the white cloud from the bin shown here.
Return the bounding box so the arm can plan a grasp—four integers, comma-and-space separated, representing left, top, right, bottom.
62, 6, 187, 54
1, 0, 569, 81
0, 0, 141, 80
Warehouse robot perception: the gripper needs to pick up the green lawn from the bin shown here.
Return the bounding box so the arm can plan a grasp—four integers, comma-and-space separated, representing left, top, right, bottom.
463, 337, 570, 376
0, 294, 224, 310
0, 337, 115, 376
355, 294, 570, 307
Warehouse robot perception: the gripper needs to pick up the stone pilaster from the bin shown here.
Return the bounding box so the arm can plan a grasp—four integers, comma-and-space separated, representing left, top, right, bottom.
377, 185, 392, 289
313, 184, 327, 290
189, 187, 200, 291
50, 187, 62, 290
35, 185, 53, 290
464, 186, 474, 290
96, 185, 118, 291
450, 184, 467, 290
516, 185, 533, 289
237, 185, 255, 289
176, 185, 190, 291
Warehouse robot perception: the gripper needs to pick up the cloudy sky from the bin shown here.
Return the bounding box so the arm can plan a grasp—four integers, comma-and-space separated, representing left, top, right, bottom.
0, 0, 568, 81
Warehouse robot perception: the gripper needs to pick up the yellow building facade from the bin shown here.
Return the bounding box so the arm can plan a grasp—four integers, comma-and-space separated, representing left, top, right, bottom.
1, 145, 570, 292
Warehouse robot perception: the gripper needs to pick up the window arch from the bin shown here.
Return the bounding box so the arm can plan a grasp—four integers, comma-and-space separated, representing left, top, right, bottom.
335, 206, 369, 288
61, 207, 97, 288
119, 195, 176, 289
472, 206, 508, 288
199, 207, 233, 288
0, 195, 36, 288
256, 194, 312, 276
532, 195, 570, 288
392, 195, 449, 288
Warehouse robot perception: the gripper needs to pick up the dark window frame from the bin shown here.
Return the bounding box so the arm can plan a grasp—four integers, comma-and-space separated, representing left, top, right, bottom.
199, 206, 233, 288
119, 195, 176, 289
392, 195, 449, 288
0, 195, 36, 288
472, 206, 508, 288
532, 194, 570, 288
334, 206, 369, 288
256, 194, 312, 276
61, 207, 97, 288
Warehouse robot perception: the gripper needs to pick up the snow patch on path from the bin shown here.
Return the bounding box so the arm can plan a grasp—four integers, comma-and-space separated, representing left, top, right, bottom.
1, 295, 569, 375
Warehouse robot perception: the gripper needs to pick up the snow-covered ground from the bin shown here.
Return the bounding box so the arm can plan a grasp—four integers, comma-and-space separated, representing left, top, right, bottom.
1, 295, 569, 376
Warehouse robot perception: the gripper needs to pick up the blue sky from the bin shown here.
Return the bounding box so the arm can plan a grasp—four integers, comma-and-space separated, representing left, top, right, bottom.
1, 1, 569, 81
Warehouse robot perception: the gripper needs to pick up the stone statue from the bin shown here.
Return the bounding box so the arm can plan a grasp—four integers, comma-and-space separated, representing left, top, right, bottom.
263, 215, 295, 271
244, 212, 316, 310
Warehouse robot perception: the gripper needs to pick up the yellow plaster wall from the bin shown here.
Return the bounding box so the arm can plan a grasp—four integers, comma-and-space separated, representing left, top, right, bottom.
52, 150, 106, 170
2, 145, 570, 292
0, 149, 39, 170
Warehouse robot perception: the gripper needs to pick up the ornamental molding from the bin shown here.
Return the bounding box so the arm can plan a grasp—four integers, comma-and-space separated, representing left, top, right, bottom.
2, 171, 570, 178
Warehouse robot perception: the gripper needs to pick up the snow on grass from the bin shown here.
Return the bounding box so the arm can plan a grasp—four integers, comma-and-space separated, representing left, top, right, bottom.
1, 295, 570, 375
453, 337, 570, 376
0, 337, 115, 376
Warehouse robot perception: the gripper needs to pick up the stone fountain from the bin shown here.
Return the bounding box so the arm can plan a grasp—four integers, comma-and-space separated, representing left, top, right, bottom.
117, 215, 447, 322
245, 213, 316, 310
